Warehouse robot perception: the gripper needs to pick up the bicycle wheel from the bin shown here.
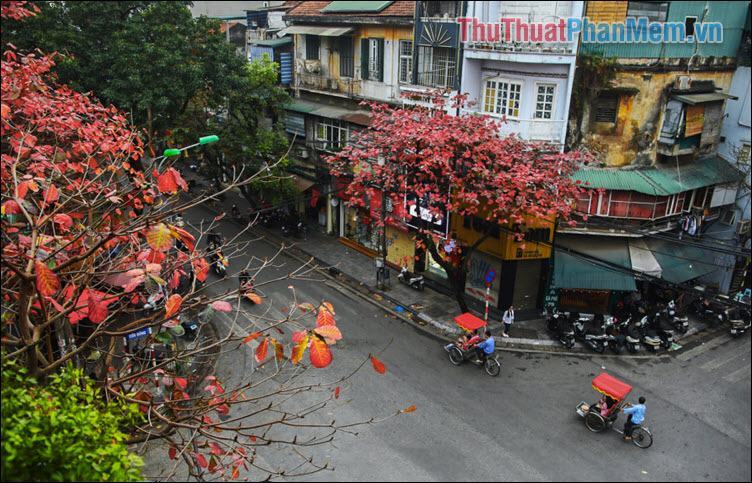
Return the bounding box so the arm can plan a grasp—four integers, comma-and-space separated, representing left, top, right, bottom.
584, 412, 606, 432
448, 347, 464, 366
485, 357, 501, 377
632, 427, 653, 449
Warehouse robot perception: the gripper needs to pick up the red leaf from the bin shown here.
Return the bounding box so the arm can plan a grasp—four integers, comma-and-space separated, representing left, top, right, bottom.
164, 294, 182, 319
401, 404, 417, 413
313, 325, 342, 344
86, 290, 109, 324
35, 261, 60, 296
193, 257, 209, 282
43, 184, 59, 204
334, 386, 341, 399
171, 226, 196, 252
195, 453, 208, 469
291, 330, 307, 344
369, 354, 386, 374
242, 332, 262, 344
211, 300, 232, 312
2, 199, 21, 215
254, 338, 269, 363
291, 333, 309, 365
232, 466, 240, 479
174, 377, 187, 390
145, 223, 174, 252
53, 213, 73, 232
168, 446, 177, 460
210, 442, 224, 456
157, 169, 178, 194
309, 336, 333, 369
316, 305, 336, 327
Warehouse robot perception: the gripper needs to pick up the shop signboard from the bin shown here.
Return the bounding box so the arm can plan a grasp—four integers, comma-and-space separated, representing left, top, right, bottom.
403, 193, 449, 239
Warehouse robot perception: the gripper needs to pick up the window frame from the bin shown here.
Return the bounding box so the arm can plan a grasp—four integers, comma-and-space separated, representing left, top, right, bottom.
339, 36, 354, 78
626, 1, 669, 23
481, 77, 523, 119
305, 35, 320, 61
534, 82, 557, 120
398, 40, 413, 84
315, 118, 349, 152
417, 45, 457, 88
593, 93, 619, 124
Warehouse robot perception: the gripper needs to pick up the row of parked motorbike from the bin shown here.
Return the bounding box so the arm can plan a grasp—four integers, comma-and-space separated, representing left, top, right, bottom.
546, 298, 751, 354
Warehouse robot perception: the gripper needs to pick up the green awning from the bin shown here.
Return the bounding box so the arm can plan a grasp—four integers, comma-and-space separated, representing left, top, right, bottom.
250, 37, 292, 48
320, 1, 394, 13
572, 157, 742, 196
553, 236, 637, 291
644, 239, 718, 283
672, 92, 737, 105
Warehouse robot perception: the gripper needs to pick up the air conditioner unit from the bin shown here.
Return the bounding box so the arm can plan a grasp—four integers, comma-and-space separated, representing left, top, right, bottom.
675, 75, 691, 90
737, 219, 751, 235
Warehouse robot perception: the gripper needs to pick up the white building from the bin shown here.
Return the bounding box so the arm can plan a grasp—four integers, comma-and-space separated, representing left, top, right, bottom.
459, 1, 584, 148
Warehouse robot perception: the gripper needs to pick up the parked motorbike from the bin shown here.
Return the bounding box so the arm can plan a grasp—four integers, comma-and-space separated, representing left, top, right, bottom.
663, 299, 689, 334
398, 266, 425, 290
209, 250, 228, 277
692, 298, 726, 326
727, 306, 752, 337
545, 308, 575, 349
295, 220, 309, 240
571, 313, 606, 353
618, 316, 642, 354
603, 316, 626, 354
637, 313, 674, 351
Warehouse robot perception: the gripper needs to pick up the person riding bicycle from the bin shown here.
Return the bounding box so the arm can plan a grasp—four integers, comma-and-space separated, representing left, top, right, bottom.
622, 396, 647, 441
473, 330, 495, 364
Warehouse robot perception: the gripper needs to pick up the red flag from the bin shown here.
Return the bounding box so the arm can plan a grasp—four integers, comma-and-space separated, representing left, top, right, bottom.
310, 187, 320, 208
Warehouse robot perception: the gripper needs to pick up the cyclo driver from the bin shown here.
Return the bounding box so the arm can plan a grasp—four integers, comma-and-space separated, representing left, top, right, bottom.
474, 330, 495, 364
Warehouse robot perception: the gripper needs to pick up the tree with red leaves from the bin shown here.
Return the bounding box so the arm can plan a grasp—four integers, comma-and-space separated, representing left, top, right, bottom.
1, 2, 408, 481
328, 93, 591, 312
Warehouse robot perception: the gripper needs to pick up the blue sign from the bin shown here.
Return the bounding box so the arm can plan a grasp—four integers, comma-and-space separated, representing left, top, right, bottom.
485, 269, 497, 284
126, 327, 152, 342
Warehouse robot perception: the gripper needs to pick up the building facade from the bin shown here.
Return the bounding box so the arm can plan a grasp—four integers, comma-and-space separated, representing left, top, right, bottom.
555, 0, 750, 312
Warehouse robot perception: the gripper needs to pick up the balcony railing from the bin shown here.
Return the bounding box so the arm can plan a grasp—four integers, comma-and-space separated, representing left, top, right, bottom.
464, 40, 576, 56
296, 72, 360, 97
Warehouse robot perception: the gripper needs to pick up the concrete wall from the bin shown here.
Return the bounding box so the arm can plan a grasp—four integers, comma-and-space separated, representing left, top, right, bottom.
718, 66, 751, 220
581, 70, 735, 167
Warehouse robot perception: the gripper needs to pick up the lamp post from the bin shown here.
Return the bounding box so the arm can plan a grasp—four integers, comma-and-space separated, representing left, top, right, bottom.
156, 134, 220, 170
376, 155, 389, 290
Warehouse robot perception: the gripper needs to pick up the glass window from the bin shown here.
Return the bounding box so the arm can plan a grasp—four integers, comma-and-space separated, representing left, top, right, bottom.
368, 38, 381, 81
316, 118, 349, 152
534, 83, 556, 120
339, 37, 354, 77
594, 94, 619, 123
399, 40, 413, 84
482, 78, 522, 118
627, 1, 668, 23
417, 46, 456, 88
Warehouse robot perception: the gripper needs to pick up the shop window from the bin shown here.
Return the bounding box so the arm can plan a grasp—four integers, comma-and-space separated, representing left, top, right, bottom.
593, 94, 618, 123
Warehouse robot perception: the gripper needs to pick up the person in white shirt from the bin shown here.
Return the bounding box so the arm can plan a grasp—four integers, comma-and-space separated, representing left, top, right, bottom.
502, 305, 514, 338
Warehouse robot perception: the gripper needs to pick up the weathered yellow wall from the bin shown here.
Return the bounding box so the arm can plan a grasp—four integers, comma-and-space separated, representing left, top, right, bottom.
585, 1, 628, 23
450, 213, 555, 261
583, 70, 734, 167
386, 226, 415, 271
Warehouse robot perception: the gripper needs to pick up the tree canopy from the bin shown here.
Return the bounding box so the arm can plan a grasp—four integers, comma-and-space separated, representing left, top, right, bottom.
328, 93, 591, 311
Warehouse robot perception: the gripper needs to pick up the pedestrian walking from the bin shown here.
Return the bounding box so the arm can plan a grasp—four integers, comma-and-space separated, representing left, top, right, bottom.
502, 305, 514, 338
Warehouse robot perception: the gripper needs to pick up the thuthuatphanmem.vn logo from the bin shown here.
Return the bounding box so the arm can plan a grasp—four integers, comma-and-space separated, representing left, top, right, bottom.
457, 17, 723, 44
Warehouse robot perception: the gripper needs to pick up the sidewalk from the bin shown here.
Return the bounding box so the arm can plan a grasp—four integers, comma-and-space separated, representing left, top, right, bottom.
184, 172, 720, 355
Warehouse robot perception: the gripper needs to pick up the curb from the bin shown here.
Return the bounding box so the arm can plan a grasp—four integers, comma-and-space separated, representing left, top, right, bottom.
186, 182, 737, 359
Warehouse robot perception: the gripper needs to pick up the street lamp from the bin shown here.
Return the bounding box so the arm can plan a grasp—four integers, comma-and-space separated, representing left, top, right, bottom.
154, 134, 220, 170
376, 155, 389, 290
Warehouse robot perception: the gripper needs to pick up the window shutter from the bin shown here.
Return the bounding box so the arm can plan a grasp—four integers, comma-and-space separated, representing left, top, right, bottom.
360, 38, 369, 80
377, 38, 385, 82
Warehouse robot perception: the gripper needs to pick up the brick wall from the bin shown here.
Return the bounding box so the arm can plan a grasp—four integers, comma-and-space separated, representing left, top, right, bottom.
585, 0, 628, 23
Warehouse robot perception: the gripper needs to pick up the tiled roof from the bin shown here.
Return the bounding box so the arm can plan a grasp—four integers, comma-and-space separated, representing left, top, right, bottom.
286, 1, 414, 18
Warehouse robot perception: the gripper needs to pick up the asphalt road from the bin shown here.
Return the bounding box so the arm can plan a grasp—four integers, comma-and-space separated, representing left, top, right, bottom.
142, 203, 751, 482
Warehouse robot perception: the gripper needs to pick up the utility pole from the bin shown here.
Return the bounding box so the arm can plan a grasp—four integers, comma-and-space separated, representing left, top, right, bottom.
376, 155, 389, 290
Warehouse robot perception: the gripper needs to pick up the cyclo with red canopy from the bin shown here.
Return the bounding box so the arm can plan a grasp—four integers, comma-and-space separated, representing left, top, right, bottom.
444, 313, 501, 377
575, 372, 653, 448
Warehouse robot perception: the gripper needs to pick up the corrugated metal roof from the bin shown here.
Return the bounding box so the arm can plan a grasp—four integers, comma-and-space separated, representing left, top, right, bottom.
553, 236, 636, 291
283, 99, 372, 125
572, 157, 742, 196
645, 239, 718, 283
278, 25, 353, 36
320, 1, 394, 13
250, 37, 292, 47
672, 92, 737, 105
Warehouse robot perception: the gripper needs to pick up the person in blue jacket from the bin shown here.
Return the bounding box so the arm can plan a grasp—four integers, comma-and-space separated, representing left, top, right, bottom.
474, 330, 495, 364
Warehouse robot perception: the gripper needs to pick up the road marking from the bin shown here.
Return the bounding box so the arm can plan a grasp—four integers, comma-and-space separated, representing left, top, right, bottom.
676, 334, 731, 362
723, 364, 751, 383
700, 341, 751, 371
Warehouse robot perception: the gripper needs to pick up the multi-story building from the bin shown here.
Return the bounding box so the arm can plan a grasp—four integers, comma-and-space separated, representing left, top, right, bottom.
554, 0, 750, 312
281, 1, 415, 242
